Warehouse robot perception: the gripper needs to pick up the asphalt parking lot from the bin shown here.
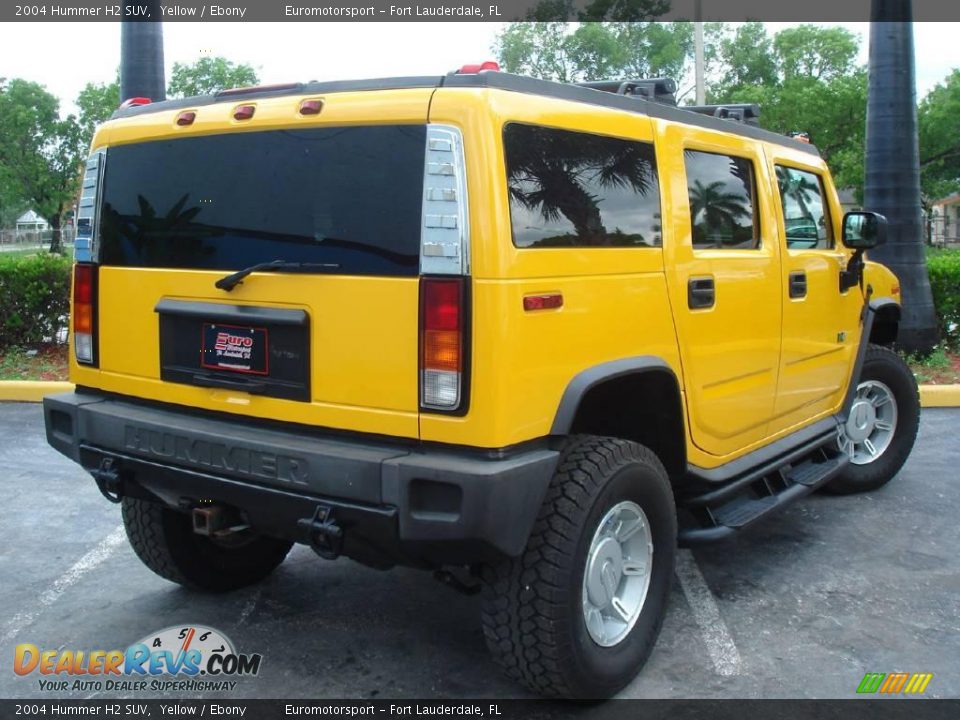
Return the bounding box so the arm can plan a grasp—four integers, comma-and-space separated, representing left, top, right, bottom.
1, 402, 957, 700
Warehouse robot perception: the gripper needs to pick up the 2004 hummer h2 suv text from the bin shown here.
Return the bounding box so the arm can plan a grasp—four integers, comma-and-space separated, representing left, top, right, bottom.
44, 66, 919, 698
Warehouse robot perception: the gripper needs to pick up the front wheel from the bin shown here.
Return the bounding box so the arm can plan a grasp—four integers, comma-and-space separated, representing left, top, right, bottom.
826, 345, 920, 495
481, 436, 676, 698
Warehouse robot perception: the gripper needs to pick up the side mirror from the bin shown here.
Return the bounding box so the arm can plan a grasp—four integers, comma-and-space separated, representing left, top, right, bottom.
842, 211, 887, 250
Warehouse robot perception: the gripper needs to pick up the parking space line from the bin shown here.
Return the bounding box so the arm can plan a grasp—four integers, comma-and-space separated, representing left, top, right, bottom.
675, 549, 743, 676
1, 526, 126, 645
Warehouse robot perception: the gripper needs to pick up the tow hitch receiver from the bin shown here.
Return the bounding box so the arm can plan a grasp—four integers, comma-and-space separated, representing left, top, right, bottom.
298, 505, 344, 560
191, 505, 251, 538
92, 457, 123, 504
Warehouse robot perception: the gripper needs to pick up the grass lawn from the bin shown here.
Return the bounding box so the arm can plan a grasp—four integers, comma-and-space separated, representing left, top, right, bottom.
0, 344, 70, 381
0, 247, 46, 259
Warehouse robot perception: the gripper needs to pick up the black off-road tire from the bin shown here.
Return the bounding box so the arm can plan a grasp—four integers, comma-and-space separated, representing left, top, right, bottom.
121, 497, 293, 592
480, 435, 676, 699
824, 345, 920, 495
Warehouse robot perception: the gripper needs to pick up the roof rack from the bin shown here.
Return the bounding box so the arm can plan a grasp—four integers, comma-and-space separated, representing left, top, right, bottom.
684, 104, 761, 127
577, 78, 677, 106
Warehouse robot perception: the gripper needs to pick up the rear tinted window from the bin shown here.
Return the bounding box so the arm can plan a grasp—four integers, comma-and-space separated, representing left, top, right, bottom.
99, 125, 426, 275
504, 124, 661, 249
684, 150, 760, 250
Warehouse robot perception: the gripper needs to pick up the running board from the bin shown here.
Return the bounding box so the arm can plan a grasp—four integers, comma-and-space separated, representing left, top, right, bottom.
678, 449, 848, 546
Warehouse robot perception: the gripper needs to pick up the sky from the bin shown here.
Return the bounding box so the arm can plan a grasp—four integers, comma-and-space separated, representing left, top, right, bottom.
0, 21, 957, 115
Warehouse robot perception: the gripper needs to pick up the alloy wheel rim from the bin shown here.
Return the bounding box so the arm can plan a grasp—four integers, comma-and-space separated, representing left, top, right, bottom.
839, 379, 898, 465
581, 500, 653, 647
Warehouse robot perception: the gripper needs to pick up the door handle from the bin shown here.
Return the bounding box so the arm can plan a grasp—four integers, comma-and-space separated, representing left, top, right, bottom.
688, 276, 715, 309
789, 271, 807, 299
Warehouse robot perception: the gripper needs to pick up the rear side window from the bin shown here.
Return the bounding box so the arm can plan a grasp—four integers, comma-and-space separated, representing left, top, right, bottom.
99, 125, 426, 276
775, 165, 834, 249
684, 150, 760, 250
503, 124, 661, 249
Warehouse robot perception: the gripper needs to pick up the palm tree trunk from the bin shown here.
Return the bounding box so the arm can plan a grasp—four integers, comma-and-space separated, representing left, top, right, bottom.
120, 2, 166, 103
864, 1, 939, 352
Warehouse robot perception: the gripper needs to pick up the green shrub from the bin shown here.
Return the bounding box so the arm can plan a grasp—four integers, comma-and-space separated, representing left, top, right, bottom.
927, 248, 960, 346
0, 253, 72, 350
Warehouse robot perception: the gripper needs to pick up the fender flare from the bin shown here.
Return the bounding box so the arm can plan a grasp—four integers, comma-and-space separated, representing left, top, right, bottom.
550, 356, 682, 435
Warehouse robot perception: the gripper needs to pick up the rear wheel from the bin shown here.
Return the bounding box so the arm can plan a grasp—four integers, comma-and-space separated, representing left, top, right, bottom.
481, 436, 676, 698
826, 345, 920, 495
121, 497, 292, 592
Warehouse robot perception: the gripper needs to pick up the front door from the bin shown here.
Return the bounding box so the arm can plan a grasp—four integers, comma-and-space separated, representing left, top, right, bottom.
766, 155, 863, 433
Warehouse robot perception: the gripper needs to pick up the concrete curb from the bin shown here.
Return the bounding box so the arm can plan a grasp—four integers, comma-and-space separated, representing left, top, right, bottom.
2, 381, 959, 407
0, 381, 74, 402
919, 385, 960, 408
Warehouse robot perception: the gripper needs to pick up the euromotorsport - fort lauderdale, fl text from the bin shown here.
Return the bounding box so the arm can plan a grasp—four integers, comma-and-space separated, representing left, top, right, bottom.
284, 5, 502, 17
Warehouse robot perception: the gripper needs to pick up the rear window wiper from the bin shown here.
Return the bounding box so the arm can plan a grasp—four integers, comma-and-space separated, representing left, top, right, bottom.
215, 259, 341, 292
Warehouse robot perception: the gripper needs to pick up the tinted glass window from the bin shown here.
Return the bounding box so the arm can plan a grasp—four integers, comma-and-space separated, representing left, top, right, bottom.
504, 124, 661, 248
99, 125, 426, 275
685, 150, 760, 249
776, 166, 834, 249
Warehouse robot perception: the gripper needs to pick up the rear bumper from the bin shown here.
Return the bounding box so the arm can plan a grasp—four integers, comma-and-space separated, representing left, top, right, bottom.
43, 391, 558, 567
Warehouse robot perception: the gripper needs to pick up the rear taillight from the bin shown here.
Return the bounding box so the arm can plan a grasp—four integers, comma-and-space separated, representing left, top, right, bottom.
421, 277, 465, 411
73, 264, 97, 365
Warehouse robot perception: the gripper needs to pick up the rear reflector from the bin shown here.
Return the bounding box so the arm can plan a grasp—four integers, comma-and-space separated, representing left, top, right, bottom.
421, 278, 464, 410
233, 104, 256, 120
523, 293, 563, 311
72, 264, 97, 364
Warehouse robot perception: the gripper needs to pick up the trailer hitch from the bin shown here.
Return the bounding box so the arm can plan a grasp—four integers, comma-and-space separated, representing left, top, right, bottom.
298, 505, 344, 560
91, 457, 124, 504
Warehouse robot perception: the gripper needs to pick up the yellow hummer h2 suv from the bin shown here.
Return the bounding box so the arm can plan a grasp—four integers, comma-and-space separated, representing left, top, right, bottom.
45, 66, 919, 698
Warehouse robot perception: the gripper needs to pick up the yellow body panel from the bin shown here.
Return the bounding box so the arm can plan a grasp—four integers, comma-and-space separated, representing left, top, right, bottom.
75, 82, 899, 468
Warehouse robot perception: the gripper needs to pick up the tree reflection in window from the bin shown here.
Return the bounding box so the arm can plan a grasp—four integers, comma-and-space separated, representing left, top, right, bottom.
775, 165, 833, 249
504, 124, 662, 248
685, 151, 759, 249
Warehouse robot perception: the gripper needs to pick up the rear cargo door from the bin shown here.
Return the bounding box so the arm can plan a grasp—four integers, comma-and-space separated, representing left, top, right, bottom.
88, 99, 432, 439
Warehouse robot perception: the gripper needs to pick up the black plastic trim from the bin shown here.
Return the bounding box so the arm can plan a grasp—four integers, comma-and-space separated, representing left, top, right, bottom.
444, 72, 820, 156
154, 299, 308, 326
43, 391, 558, 565
687, 417, 839, 483
551, 356, 680, 435
108, 71, 818, 158
111, 77, 446, 119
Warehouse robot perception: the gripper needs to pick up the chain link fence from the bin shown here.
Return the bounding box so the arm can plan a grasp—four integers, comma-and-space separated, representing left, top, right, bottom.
0, 227, 76, 253
927, 214, 960, 248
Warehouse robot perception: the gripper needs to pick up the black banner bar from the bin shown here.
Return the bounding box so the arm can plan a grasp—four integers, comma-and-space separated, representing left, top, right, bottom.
2, 0, 960, 22
1, 700, 959, 719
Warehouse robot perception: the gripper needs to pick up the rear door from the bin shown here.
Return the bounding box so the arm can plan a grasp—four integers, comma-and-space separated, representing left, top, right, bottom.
659, 124, 783, 458
82, 95, 434, 439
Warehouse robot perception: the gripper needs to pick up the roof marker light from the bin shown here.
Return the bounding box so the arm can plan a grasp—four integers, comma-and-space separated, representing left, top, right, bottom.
457, 61, 500, 74
233, 105, 256, 121
119, 97, 151, 109
299, 99, 324, 115
176, 111, 196, 126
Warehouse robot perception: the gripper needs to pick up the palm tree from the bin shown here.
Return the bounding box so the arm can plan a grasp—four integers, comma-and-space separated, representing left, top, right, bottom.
776, 167, 819, 222
864, 0, 938, 352
120, 2, 166, 103
687, 179, 751, 247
